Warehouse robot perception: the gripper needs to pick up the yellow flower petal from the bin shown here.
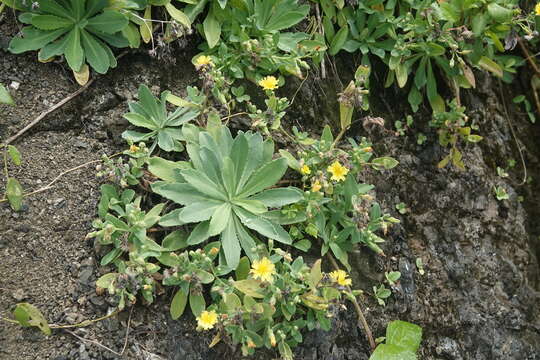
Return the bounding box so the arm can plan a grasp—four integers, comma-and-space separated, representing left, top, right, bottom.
536, 3, 540, 16
250, 257, 276, 282
258, 76, 279, 90
129, 144, 140, 153
301, 164, 311, 175
329, 270, 352, 286
327, 161, 349, 182
311, 180, 322, 192
195, 55, 213, 67
197, 310, 218, 330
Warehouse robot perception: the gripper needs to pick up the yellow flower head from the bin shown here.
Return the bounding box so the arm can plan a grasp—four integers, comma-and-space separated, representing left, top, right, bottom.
301, 164, 311, 175
329, 270, 352, 286
258, 76, 279, 90
247, 338, 257, 348
536, 3, 540, 15
129, 144, 140, 153
311, 180, 322, 193
327, 161, 349, 182
362, 146, 373, 153
195, 55, 213, 67
208, 247, 219, 256
196, 310, 218, 330
250, 257, 276, 282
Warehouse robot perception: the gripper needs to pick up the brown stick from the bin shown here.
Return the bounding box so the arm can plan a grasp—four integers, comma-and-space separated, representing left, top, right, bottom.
325, 252, 377, 351
2, 78, 95, 146
518, 39, 540, 77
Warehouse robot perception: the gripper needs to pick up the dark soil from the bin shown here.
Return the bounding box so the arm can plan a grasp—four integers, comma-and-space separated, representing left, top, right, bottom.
1, 11, 540, 360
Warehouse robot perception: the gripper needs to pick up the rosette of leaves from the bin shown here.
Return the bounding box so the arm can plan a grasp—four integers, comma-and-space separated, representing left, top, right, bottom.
151, 125, 304, 270
122, 84, 200, 153
8, 0, 129, 82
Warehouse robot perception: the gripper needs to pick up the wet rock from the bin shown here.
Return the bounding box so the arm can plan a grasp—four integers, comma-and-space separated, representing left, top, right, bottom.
78, 268, 94, 286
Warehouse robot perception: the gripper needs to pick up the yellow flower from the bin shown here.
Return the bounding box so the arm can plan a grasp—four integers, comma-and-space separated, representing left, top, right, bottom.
362, 146, 373, 153
246, 338, 257, 348
329, 270, 352, 286
196, 310, 218, 330
208, 247, 219, 256
536, 3, 540, 15
327, 161, 349, 182
250, 257, 276, 282
258, 76, 279, 90
300, 164, 311, 175
129, 144, 140, 153
195, 55, 213, 67
311, 180, 322, 192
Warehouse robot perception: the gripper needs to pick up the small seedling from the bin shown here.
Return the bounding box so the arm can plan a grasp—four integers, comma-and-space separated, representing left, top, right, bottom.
416, 258, 425, 275
385, 271, 401, 285
373, 284, 392, 306
395, 202, 408, 214
494, 186, 509, 201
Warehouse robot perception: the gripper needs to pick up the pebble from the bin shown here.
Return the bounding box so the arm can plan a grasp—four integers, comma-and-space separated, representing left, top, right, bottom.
12, 288, 26, 301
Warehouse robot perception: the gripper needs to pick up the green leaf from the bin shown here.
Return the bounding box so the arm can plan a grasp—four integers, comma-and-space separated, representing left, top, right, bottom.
96, 273, 117, 289
233, 279, 264, 298
329, 25, 348, 56
86, 11, 128, 34
122, 22, 141, 48
235, 256, 251, 280
478, 56, 503, 78
64, 27, 83, 72
487, 3, 514, 23
248, 187, 303, 208
9, 27, 69, 54
386, 320, 423, 351
371, 157, 399, 170
293, 239, 311, 252
369, 344, 416, 360
143, 203, 165, 227
189, 291, 205, 316
238, 158, 288, 197
186, 221, 211, 245
472, 13, 488, 36
151, 182, 210, 205
0, 83, 14, 105
170, 284, 189, 320
223, 293, 242, 311
179, 201, 219, 223
124, 113, 156, 129
6, 178, 23, 211
278, 341, 294, 360
203, 10, 221, 48
7, 145, 21, 165
81, 29, 111, 74
165, 2, 191, 28
147, 157, 190, 182
221, 218, 241, 268
181, 169, 228, 201
30, 14, 73, 30
13, 303, 51, 336
278, 149, 300, 171
309, 259, 322, 289
162, 230, 188, 251
340, 102, 353, 131
100, 248, 122, 265
234, 207, 292, 244
208, 203, 231, 236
